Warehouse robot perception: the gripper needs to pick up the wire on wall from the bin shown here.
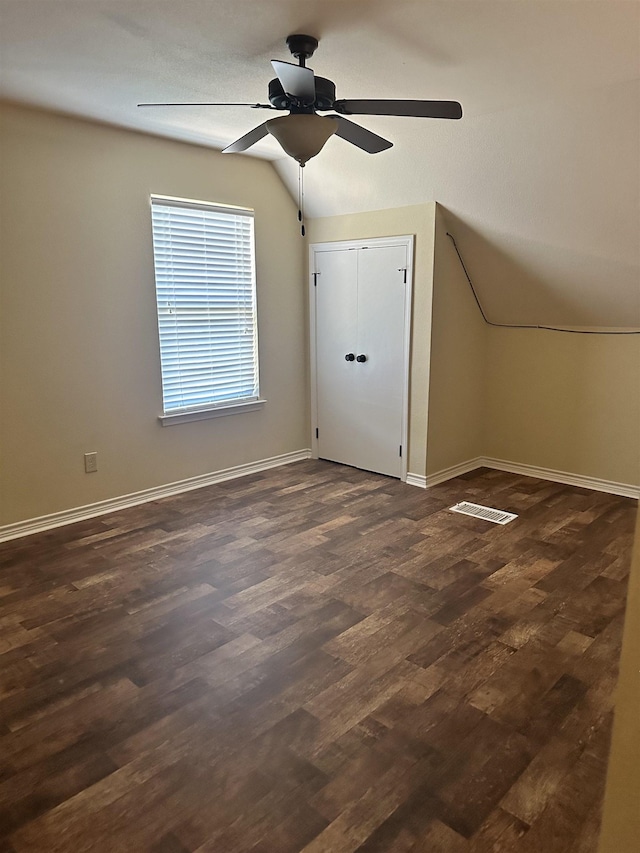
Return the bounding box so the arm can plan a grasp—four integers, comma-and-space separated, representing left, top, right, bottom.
446, 232, 640, 335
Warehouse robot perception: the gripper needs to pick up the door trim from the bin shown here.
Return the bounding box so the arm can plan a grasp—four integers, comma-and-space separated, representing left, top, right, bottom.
309, 235, 414, 482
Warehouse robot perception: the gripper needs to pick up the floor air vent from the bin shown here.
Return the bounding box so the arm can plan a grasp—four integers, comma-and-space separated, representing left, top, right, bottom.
449, 501, 517, 525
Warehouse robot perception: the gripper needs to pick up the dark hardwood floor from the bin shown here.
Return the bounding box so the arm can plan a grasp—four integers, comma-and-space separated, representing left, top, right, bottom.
0, 461, 636, 852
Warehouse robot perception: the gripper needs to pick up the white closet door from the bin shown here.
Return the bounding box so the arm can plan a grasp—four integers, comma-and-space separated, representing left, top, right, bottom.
315, 248, 361, 468
353, 244, 407, 477
314, 241, 410, 478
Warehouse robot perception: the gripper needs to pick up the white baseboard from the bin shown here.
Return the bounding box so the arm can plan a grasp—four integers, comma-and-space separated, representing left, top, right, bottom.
425, 458, 484, 488
407, 458, 483, 490
481, 457, 639, 500
417, 456, 639, 500
3, 449, 635, 544
405, 473, 427, 489
0, 449, 312, 544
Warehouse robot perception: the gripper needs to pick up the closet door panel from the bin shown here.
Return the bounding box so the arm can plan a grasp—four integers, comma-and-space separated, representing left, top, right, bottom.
315, 249, 360, 468
354, 245, 407, 477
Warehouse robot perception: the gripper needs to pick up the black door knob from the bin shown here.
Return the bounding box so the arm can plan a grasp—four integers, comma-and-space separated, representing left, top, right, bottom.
345, 353, 355, 361
356, 354, 367, 363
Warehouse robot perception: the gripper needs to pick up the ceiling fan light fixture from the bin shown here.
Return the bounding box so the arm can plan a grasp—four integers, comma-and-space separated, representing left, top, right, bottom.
266, 114, 337, 165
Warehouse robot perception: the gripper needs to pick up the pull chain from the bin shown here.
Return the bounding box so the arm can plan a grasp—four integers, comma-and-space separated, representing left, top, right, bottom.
298, 164, 305, 237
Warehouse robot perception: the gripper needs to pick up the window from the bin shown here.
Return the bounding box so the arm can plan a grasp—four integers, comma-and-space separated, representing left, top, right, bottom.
150, 196, 262, 424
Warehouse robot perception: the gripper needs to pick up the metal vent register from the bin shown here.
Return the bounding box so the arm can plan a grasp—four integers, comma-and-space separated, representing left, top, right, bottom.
449, 501, 518, 525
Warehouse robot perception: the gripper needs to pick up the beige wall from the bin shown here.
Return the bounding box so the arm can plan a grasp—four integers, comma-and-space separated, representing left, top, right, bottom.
598, 506, 640, 852
426, 205, 487, 476
1, 102, 636, 531
0, 103, 308, 526
484, 328, 640, 487
306, 204, 436, 478
429, 205, 639, 489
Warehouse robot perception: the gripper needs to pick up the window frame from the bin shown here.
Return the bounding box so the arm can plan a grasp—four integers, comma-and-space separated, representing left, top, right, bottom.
149, 194, 265, 426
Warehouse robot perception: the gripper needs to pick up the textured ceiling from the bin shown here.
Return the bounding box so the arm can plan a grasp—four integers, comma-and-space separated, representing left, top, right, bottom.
1, 0, 638, 327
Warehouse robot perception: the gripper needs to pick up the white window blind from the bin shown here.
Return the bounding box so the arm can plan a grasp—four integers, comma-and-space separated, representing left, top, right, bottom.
150, 196, 259, 414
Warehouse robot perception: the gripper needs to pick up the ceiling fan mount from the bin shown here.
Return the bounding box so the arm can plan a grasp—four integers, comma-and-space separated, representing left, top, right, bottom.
138, 33, 463, 165
285, 33, 318, 65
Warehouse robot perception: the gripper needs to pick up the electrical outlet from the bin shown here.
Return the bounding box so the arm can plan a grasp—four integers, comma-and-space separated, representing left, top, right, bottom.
84, 452, 98, 474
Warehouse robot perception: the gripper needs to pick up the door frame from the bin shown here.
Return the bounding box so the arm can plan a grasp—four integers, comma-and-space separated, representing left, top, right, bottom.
309, 235, 415, 482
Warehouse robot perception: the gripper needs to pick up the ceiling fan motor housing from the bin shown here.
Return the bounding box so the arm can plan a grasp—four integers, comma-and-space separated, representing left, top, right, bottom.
268, 76, 336, 112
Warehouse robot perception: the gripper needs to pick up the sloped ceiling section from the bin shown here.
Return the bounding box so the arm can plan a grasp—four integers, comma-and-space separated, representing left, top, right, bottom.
1, 0, 638, 327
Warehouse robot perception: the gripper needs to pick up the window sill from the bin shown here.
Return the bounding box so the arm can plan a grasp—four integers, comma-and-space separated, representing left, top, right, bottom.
159, 398, 266, 426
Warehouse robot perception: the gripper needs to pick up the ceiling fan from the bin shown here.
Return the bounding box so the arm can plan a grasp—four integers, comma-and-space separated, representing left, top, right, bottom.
139, 34, 463, 166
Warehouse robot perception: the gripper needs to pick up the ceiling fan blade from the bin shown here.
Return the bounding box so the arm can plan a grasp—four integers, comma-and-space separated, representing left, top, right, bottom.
138, 102, 275, 109
271, 60, 315, 103
334, 99, 463, 120
222, 122, 270, 154
330, 115, 393, 154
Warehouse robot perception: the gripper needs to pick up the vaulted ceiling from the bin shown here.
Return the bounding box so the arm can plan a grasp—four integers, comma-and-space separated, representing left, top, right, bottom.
1, 1, 638, 327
